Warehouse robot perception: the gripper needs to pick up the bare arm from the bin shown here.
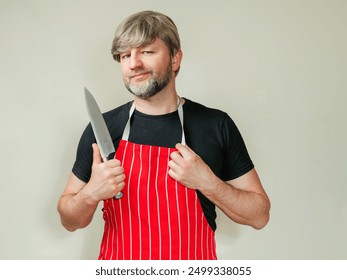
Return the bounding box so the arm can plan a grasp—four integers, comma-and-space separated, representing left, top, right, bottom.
168, 144, 270, 229
58, 173, 97, 231
57, 144, 126, 232
204, 169, 270, 229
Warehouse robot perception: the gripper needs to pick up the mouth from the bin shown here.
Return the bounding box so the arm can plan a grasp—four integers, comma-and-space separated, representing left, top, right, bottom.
129, 71, 151, 81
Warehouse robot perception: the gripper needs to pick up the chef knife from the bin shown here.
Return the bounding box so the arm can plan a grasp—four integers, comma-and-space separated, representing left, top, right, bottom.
84, 87, 123, 199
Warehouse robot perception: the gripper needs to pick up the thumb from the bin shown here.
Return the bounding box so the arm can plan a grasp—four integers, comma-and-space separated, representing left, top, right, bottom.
92, 143, 102, 164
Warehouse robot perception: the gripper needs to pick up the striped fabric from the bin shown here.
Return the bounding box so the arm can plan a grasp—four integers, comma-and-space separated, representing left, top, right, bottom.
98, 140, 217, 260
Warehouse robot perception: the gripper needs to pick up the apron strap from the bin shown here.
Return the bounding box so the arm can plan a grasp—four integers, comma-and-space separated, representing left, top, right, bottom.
121, 103, 135, 142
177, 97, 186, 145
122, 96, 186, 145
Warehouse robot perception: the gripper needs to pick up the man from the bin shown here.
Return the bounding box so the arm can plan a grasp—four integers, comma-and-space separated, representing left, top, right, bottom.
57, 10, 270, 260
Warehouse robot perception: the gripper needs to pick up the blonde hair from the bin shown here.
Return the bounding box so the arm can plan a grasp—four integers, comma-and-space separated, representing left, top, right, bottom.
111, 11, 181, 74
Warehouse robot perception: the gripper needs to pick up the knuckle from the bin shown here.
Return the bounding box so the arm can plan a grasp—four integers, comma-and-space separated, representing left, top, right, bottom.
189, 154, 198, 162
103, 169, 112, 178
108, 177, 116, 185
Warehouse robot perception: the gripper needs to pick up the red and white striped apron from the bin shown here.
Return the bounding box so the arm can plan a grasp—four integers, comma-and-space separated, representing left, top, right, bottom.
98, 101, 217, 260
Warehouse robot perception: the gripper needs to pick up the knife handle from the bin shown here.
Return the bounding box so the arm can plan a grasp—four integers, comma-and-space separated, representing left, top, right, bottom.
102, 157, 123, 200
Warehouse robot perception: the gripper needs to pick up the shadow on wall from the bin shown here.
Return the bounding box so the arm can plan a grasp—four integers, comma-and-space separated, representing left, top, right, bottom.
81, 206, 104, 259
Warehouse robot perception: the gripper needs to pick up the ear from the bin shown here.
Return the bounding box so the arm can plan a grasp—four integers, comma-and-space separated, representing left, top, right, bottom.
172, 49, 183, 72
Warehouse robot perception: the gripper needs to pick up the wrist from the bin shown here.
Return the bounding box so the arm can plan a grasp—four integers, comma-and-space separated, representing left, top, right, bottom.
197, 169, 223, 195
78, 185, 100, 207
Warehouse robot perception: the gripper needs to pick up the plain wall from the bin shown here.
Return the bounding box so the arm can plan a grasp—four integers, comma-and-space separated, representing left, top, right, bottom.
0, 0, 346, 259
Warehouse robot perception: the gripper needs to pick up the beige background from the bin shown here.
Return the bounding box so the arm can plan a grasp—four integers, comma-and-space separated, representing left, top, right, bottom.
0, 0, 346, 259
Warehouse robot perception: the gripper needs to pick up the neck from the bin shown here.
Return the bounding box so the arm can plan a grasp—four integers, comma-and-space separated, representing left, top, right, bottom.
133, 83, 183, 115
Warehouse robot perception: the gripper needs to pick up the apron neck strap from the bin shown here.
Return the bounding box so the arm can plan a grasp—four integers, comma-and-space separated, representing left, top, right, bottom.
122, 96, 186, 145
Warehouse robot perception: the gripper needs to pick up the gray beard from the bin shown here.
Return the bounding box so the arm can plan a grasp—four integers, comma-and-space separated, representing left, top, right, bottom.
126, 76, 170, 99
125, 64, 172, 99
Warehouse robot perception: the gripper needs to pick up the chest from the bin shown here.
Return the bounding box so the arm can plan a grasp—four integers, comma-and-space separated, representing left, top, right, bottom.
128, 112, 182, 147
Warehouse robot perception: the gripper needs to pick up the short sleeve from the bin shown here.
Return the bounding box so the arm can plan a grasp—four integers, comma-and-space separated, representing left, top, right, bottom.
72, 124, 95, 183
220, 115, 254, 181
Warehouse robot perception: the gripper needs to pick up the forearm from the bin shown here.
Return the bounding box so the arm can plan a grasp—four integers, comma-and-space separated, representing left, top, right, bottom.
201, 176, 270, 229
57, 188, 99, 232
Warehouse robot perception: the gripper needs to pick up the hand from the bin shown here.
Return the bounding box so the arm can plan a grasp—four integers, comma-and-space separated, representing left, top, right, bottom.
86, 144, 125, 201
168, 143, 215, 191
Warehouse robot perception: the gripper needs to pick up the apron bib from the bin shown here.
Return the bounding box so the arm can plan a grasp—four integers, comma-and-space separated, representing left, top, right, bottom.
98, 100, 217, 260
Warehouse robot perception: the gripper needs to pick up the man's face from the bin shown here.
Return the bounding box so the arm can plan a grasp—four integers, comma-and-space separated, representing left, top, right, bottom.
120, 39, 174, 99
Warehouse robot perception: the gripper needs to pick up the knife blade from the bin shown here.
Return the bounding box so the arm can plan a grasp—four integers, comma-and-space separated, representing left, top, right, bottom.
84, 87, 123, 199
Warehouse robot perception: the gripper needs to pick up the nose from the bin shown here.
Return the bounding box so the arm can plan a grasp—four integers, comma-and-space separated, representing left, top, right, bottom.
129, 53, 143, 70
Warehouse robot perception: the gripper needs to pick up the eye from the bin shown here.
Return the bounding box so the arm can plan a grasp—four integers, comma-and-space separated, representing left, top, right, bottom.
120, 53, 131, 60
142, 51, 154, 55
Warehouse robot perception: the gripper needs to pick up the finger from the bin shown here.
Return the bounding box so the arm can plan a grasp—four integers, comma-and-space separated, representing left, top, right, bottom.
170, 150, 184, 164
168, 167, 179, 181
92, 143, 102, 164
112, 166, 125, 177
116, 181, 125, 190
106, 158, 122, 168
168, 158, 186, 182
175, 143, 194, 158
168, 158, 180, 172
107, 170, 125, 185
113, 173, 126, 185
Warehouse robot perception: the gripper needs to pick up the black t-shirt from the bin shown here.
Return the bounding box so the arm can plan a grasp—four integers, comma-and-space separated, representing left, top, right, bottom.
72, 98, 254, 230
